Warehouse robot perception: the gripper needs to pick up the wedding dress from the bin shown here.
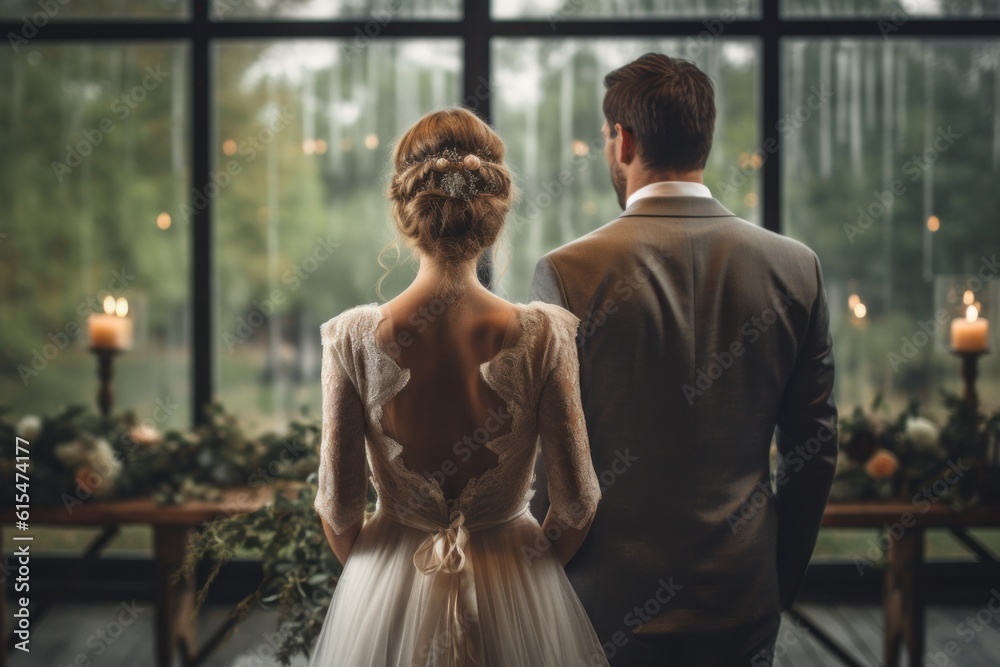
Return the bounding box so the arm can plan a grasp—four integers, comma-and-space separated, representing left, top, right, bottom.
309, 300, 608, 667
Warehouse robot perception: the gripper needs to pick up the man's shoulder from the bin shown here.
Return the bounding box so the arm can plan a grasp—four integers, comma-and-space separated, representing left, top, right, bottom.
539, 215, 630, 270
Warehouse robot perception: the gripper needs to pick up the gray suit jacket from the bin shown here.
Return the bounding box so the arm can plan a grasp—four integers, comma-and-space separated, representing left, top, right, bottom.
529, 195, 837, 637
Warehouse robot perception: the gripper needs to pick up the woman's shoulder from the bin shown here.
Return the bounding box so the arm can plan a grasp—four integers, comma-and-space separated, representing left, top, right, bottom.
319, 302, 381, 347
516, 301, 581, 366
520, 300, 581, 335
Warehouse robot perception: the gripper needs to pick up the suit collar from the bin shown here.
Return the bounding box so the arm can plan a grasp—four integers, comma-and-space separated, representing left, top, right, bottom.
618, 196, 738, 219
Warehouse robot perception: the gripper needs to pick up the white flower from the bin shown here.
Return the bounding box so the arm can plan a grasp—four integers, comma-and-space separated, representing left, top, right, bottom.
55, 440, 90, 467
197, 449, 213, 467
906, 417, 941, 452
16, 415, 41, 441
86, 438, 122, 482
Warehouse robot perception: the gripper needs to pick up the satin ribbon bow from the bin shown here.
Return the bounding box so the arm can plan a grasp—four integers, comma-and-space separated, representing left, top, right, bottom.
412, 510, 470, 576
409, 510, 483, 666
379, 502, 529, 666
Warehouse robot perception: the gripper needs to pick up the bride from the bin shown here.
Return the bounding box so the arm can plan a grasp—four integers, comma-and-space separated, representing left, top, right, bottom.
308, 107, 609, 666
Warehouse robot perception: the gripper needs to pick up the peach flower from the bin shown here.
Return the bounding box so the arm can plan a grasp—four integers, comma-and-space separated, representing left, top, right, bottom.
864, 449, 900, 480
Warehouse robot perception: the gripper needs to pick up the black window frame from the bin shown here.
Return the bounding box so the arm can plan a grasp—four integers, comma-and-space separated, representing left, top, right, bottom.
3, 0, 997, 425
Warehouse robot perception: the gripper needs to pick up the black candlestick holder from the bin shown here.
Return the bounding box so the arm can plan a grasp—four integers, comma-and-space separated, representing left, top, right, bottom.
90, 347, 121, 428
951, 350, 985, 413
950, 349, 1000, 504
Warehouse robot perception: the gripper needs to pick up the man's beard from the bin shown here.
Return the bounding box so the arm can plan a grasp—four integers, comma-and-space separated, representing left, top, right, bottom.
609, 161, 627, 210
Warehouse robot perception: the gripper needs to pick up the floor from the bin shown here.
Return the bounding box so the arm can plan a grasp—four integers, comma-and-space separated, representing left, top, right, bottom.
6, 602, 1000, 666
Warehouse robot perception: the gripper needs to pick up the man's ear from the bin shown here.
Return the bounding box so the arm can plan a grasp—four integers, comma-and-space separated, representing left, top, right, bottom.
615, 123, 637, 164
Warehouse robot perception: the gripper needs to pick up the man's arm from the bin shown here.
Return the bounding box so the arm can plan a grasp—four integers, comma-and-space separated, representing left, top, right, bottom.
529, 255, 570, 310
774, 252, 838, 611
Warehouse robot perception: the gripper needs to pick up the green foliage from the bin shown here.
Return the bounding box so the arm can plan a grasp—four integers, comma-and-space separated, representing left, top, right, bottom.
175, 482, 345, 665
0, 402, 320, 507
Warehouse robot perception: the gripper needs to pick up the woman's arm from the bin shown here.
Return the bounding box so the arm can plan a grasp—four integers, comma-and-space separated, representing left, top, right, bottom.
320, 516, 362, 567
540, 507, 595, 566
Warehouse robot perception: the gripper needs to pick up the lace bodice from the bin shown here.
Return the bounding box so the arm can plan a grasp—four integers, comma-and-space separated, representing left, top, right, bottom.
314, 300, 601, 535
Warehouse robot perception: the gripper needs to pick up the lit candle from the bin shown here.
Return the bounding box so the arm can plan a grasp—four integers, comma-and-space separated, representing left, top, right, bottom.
950, 305, 989, 353
88, 296, 133, 350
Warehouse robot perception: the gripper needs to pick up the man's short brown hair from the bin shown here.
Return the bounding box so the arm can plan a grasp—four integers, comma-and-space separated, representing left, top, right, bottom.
603, 53, 716, 172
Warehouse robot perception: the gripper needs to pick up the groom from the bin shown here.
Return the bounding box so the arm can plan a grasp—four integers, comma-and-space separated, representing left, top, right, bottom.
529, 53, 838, 666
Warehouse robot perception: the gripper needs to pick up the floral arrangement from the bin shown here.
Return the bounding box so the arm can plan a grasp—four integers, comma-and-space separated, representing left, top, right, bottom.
830, 392, 1000, 507
0, 403, 320, 508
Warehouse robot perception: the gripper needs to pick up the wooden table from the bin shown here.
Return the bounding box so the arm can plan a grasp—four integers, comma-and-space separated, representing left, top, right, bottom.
0, 486, 274, 667
788, 501, 1000, 667
4, 495, 998, 667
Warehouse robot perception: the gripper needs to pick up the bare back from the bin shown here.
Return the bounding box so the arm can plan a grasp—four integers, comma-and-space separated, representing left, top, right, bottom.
374, 293, 521, 501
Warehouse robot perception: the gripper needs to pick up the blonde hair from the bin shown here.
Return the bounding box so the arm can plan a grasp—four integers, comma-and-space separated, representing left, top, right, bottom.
380, 108, 514, 293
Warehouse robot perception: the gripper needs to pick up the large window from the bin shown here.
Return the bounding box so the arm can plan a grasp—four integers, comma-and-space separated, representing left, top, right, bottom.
0, 43, 191, 430
214, 40, 460, 431
493, 38, 758, 300
783, 40, 1000, 413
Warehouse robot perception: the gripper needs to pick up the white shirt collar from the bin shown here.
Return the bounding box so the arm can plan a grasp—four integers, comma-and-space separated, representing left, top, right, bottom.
625, 181, 713, 210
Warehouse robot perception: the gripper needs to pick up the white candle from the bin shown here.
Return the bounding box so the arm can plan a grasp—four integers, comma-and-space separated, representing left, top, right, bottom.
951, 305, 989, 352
88, 296, 133, 350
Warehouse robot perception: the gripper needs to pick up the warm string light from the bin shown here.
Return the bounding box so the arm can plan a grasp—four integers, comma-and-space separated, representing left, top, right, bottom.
848, 293, 867, 319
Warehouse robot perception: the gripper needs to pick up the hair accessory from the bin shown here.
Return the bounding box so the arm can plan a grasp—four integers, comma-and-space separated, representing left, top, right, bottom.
405, 146, 497, 200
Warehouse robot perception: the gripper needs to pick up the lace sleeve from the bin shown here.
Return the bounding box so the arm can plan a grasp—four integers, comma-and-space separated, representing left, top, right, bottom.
535, 304, 602, 530
314, 314, 368, 535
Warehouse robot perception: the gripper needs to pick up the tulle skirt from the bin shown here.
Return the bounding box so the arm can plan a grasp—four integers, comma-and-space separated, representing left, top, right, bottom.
307, 508, 609, 667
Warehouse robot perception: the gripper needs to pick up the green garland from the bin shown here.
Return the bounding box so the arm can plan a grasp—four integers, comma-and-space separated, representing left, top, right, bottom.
0, 403, 320, 507
831, 392, 1000, 507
